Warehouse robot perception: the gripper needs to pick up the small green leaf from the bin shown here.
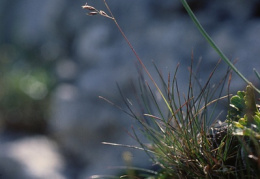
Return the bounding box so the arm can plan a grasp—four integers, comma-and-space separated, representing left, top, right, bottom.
233, 121, 244, 129
227, 90, 246, 121
230, 94, 245, 111
238, 117, 247, 126
253, 112, 260, 126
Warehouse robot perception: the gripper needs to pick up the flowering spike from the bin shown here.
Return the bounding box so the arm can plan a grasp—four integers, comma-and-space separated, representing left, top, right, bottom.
82, 5, 96, 11
88, 11, 98, 16
99, 10, 108, 16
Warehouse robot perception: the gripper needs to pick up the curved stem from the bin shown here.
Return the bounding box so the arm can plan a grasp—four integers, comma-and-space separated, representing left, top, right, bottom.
103, 0, 173, 115
180, 0, 260, 94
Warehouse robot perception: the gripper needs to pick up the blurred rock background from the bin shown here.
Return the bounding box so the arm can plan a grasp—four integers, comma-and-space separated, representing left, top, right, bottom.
0, 0, 260, 178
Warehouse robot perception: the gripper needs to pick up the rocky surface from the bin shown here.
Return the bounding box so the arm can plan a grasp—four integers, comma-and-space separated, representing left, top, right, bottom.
0, 0, 260, 178
0, 135, 65, 179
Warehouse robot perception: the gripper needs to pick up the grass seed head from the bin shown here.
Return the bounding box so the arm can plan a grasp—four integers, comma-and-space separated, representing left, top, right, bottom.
99, 10, 108, 17
88, 11, 98, 16
82, 5, 96, 11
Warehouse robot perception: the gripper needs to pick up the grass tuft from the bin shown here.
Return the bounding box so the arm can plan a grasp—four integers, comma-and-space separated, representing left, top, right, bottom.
83, 1, 260, 178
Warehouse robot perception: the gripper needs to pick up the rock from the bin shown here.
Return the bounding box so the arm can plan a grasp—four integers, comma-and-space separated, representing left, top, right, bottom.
0, 135, 65, 179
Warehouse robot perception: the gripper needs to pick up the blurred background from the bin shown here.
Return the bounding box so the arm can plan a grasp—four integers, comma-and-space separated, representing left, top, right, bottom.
0, 0, 260, 178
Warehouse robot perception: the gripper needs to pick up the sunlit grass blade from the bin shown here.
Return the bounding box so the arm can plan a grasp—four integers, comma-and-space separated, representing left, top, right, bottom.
102, 142, 155, 154
107, 166, 158, 175
90, 175, 120, 179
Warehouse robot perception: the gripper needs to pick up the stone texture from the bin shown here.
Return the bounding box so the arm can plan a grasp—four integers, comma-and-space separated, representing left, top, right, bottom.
0, 135, 65, 179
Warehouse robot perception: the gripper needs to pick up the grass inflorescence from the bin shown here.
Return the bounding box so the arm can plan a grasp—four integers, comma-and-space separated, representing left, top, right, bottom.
83, 1, 260, 178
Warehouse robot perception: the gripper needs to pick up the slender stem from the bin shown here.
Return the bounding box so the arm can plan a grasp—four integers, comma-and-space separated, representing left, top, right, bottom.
103, 0, 173, 115
180, 0, 260, 94
254, 68, 260, 80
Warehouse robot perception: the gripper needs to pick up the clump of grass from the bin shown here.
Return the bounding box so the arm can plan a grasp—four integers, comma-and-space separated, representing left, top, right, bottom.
83, 1, 260, 178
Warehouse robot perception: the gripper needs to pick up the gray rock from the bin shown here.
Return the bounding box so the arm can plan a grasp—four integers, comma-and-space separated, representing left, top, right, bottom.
0, 135, 65, 179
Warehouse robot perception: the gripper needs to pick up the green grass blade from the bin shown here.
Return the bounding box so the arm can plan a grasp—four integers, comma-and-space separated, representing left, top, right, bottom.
254, 68, 260, 81
180, 0, 260, 94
